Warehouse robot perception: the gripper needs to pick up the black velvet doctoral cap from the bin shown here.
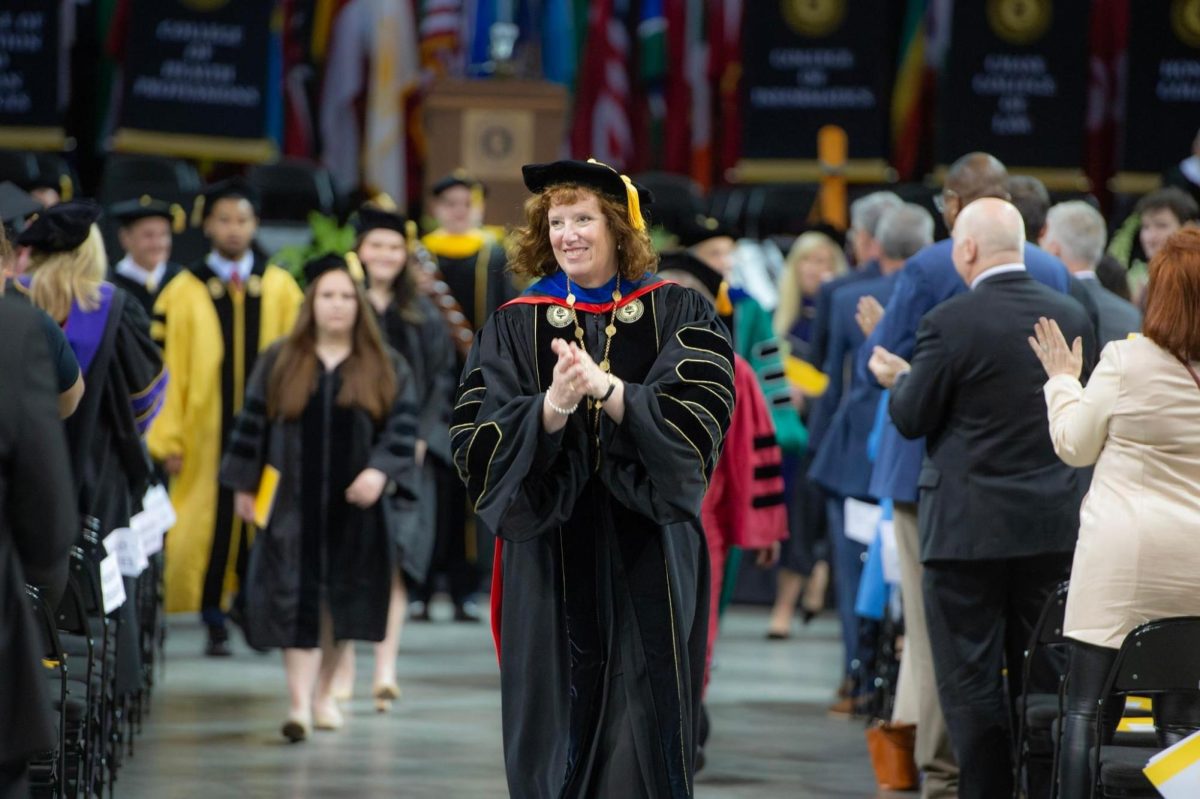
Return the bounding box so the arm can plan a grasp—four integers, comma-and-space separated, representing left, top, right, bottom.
431, 169, 483, 197
201, 177, 261, 218
657, 250, 723, 298
17, 199, 101, 252
676, 213, 737, 248
302, 253, 352, 286
353, 205, 408, 237
0, 181, 43, 238
110, 196, 174, 227
521, 159, 655, 229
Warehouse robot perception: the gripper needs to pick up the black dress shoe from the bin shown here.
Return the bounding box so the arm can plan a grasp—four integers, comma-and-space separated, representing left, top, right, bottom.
205, 624, 232, 657
453, 601, 482, 623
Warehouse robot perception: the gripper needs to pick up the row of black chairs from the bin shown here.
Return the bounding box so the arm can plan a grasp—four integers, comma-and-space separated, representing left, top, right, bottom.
25, 516, 164, 799
1014, 582, 1200, 798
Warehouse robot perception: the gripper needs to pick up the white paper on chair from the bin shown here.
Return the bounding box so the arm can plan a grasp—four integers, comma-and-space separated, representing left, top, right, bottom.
880, 520, 901, 585
115, 525, 149, 577
100, 532, 127, 613
142, 484, 176, 535
843, 498, 883, 545
1144, 729, 1200, 798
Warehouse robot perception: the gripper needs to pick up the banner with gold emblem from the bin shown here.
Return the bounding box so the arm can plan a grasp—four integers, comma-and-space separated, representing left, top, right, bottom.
110, 0, 276, 163
737, 0, 900, 183
1117, 0, 1200, 182
937, 0, 1091, 190
0, 1, 67, 151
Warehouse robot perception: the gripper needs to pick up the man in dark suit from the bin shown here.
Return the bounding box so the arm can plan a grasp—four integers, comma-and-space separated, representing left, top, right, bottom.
869, 199, 1095, 799
0, 295, 77, 798
1041, 201, 1142, 347
807, 190, 903, 418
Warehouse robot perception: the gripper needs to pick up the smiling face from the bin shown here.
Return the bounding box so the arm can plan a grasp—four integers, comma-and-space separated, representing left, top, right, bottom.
312, 269, 359, 338
796, 244, 836, 297
119, 216, 172, 270
1140, 208, 1183, 262
690, 236, 736, 279
358, 228, 407, 288
548, 191, 618, 288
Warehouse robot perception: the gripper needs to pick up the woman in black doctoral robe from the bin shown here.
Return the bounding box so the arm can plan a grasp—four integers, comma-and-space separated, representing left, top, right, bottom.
452, 160, 734, 798
331, 204, 456, 711
220, 255, 417, 742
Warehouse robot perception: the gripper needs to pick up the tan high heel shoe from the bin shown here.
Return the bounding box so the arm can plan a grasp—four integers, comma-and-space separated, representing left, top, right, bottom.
281, 713, 311, 742
373, 683, 401, 713
313, 701, 344, 731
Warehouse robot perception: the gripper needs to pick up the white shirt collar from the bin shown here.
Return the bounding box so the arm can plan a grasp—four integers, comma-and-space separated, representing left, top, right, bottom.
971, 262, 1026, 290
1073, 270, 1097, 281
115, 256, 167, 289
206, 251, 254, 283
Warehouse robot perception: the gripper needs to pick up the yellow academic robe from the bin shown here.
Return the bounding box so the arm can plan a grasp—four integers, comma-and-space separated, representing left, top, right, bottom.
148, 260, 302, 613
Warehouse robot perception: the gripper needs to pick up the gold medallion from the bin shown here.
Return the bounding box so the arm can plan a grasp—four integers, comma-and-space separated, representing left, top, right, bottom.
616, 298, 644, 324
605, 324, 617, 337
1173, 0, 1200, 47
546, 304, 572, 328
207, 277, 225, 299
565, 292, 576, 306
599, 359, 610, 372
987, 0, 1051, 45
781, 0, 846, 38
247, 274, 263, 297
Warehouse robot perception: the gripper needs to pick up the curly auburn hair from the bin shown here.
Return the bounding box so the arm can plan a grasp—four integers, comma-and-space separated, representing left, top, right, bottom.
507, 185, 657, 281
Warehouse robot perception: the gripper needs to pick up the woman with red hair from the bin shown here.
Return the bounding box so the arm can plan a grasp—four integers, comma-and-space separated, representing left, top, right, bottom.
1030, 227, 1200, 797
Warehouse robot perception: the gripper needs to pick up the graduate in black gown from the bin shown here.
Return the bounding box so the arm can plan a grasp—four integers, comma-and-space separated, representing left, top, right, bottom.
108, 197, 183, 315
452, 160, 734, 798
332, 205, 455, 710
219, 255, 418, 742
15, 201, 168, 696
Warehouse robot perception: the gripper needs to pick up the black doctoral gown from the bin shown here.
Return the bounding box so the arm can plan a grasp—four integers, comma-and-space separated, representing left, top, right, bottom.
452, 274, 734, 798
219, 345, 418, 649
109, 261, 183, 315
373, 294, 457, 584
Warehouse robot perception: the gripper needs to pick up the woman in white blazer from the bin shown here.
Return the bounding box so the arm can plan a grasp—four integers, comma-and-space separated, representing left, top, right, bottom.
1030, 227, 1200, 798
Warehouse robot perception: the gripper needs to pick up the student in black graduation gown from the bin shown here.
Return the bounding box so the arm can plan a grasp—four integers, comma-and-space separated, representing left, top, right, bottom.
414, 171, 517, 622
332, 205, 454, 710
220, 254, 418, 743
14, 200, 168, 697
452, 160, 733, 798
108, 197, 184, 315
0, 228, 76, 799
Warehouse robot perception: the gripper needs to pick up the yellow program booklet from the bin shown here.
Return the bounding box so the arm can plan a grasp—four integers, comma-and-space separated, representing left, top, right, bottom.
254, 465, 281, 528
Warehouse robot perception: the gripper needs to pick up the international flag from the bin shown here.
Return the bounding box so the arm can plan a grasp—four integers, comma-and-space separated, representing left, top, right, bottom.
569, 0, 635, 169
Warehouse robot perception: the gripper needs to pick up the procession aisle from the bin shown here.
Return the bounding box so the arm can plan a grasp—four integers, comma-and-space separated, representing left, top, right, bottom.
118, 606, 903, 798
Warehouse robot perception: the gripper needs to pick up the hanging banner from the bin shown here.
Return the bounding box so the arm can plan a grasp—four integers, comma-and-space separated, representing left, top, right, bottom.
936, 0, 1092, 189
1116, 1, 1200, 186
111, 0, 276, 162
0, 2, 67, 150
737, 0, 896, 182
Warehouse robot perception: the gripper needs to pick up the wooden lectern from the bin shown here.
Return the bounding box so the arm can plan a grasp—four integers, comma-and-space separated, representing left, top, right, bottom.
423, 79, 568, 228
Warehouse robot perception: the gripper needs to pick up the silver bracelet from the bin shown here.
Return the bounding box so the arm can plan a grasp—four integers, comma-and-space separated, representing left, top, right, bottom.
546, 394, 579, 416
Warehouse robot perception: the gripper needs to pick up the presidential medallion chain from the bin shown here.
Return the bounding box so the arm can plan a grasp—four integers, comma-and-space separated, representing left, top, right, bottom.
565, 276, 621, 465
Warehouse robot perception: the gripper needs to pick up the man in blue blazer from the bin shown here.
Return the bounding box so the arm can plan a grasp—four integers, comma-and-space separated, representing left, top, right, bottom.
807, 202, 934, 714
855, 153, 1074, 799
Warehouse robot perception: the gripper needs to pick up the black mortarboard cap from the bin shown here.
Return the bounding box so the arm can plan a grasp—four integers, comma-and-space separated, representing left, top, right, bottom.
431, 169, 483, 197
521, 159, 655, 230
302, 253, 352, 286
0, 181, 43, 238
657, 250, 723, 299
17, 199, 101, 253
201, 177, 261, 218
676, 213, 737, 248
353, 205, 408, 237
110, 196, 174, 226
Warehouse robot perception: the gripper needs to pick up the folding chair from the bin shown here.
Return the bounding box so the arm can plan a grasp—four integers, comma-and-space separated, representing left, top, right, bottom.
1014, 580, 1069, 799
1090, 617, 1200, 798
